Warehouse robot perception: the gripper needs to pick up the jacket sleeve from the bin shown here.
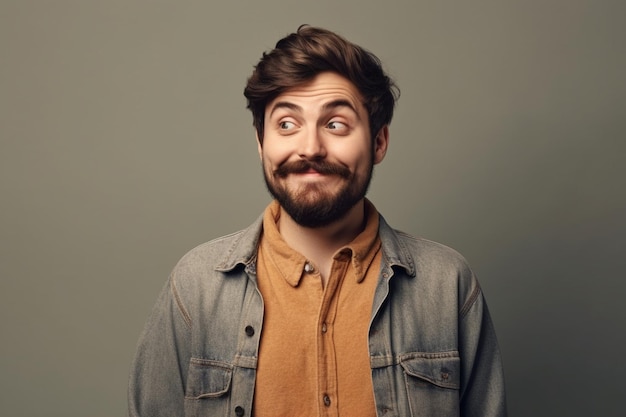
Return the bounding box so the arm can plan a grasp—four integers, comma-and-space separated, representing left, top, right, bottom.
128, 276, 192, 417
458, 284, 508, 417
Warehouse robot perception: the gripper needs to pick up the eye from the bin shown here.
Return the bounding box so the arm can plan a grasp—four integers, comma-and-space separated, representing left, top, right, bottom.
279, 121, 297, 130
327, 120, 348, 132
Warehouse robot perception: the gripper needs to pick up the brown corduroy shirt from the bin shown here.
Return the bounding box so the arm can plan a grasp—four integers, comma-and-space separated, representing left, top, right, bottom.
253, 200, 382, 417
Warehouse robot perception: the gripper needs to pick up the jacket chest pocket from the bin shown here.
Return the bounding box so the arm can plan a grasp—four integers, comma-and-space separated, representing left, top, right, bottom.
400, 352, 460, 417
185, 359, 233, 415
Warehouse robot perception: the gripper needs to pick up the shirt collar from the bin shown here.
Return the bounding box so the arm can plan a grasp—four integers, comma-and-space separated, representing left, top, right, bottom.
261, 199, 381, 287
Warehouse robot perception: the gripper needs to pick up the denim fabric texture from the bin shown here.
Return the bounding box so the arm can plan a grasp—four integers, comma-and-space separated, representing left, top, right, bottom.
128, 214, 507, 417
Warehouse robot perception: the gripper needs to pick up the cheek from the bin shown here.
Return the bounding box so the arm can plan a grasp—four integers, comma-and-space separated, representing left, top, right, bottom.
261, 152, 286, 175
335, 143, 371, 169
262, 143, 293, 168
261, 155, 275, 175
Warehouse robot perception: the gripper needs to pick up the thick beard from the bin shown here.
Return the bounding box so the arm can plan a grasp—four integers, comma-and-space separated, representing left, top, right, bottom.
263, 160, 374, 228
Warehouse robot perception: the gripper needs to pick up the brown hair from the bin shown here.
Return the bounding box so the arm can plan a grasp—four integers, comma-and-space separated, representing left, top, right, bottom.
244, 25, 399, 143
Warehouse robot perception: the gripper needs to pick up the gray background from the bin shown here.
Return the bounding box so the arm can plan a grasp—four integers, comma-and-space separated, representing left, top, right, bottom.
1, 0, 624, 416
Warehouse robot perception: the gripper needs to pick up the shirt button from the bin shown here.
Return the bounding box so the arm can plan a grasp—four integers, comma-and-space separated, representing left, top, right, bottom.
245, 325, 255, 337
235, 406, 245, 416
304, 262, 314, 273
323, 394, 331, 407
321, 323, 327, 333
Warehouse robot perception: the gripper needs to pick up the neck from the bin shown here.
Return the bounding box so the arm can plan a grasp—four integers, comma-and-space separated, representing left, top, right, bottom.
277, 200, 366, 279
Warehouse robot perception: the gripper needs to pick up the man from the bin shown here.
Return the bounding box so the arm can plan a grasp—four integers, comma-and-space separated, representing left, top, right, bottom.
129, 25, 507, 417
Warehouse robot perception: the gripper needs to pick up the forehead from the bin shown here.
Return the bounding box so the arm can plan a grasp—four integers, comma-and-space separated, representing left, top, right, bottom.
266, 72, 365, 116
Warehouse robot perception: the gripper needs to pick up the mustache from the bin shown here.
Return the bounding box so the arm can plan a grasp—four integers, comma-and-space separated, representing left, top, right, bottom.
274, 160, 351, 179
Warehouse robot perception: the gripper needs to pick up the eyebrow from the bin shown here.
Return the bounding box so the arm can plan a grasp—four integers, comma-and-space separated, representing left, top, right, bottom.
268, 99, 361, 120
268, 101, 302, 118
322, 99, 360, 118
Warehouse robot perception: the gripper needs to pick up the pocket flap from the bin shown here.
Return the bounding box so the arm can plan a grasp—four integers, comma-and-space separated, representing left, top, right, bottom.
400, 352, 460, 389
185, 359, 233, 399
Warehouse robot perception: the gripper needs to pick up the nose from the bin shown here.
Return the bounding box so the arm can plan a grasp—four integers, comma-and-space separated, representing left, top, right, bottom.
297, 127, 326, 160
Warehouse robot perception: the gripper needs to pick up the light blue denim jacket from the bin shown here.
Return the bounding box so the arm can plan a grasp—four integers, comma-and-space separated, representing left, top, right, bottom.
129, 213, 507, 417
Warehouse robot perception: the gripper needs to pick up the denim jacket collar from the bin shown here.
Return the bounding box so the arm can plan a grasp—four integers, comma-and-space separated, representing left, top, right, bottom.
215, 213, 264, 274
214, 209, 415, 278
377, 215, 416, 278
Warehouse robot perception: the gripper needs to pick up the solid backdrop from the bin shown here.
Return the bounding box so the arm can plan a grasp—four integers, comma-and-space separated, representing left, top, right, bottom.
1, 1, 624, 416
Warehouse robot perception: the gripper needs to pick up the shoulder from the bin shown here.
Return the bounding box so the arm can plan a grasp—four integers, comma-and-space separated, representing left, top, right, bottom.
174, 229, 248, 271
379, 217, 480, 306
379, 215, 472, 276
169, 215, 264, 294
174, 213, 264, 273
395, 229, 471, 273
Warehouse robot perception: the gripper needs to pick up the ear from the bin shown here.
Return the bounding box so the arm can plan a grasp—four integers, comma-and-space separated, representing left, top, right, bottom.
373, 125, 389, 164
256, 131, 263, 160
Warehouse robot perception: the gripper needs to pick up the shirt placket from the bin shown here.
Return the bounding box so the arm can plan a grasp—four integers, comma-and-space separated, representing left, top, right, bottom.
316, 252, 351, 417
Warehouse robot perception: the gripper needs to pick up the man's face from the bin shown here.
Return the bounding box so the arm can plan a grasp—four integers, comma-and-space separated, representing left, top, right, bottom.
258, 71, 388, 228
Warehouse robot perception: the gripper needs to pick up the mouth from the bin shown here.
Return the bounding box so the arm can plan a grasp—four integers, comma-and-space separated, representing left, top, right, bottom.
301, 168, 322, 175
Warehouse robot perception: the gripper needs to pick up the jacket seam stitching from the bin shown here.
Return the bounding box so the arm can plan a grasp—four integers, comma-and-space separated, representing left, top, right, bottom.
459, 283, 481, 318
170, 274, 192, 328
